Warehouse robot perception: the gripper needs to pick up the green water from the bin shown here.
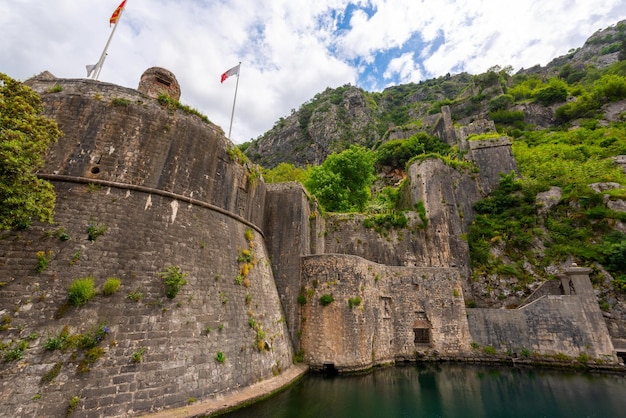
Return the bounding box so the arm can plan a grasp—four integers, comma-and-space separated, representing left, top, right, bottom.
221, 364, 626, 418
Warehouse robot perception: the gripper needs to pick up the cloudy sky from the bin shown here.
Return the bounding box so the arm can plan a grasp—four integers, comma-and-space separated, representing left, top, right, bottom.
3, 1, 626, 143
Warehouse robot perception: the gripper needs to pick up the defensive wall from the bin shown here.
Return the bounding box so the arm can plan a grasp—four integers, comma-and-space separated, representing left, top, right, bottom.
298, 254, 471, 371
0, 73, 293, 417
468, 267, 617, 361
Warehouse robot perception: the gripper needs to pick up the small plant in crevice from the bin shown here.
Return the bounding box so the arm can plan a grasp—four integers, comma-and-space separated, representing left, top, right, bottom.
66, 395, 80, 417
127, 290, 145, 302
78, 346, 105, 373
297, 294, 307, 305
219, 291, 229, 304
47, 84, 62, 93
348, 296, 362, 309
215, 351, 226, 364
41, 361, 63, 384
235, 229, 257, 286
111, 97, 130, 107
86, 222, 107, 242
131, 347, 146, 363
102, 277, 121, 295
319, 294, 334, 306
35, 250, 53, 273
482, 345, 498, 355
159, 265, 188, 298
68, 277, 96, 307
69, 250, 81, 266
248, 315, 268, 352
3, 340, 28, 362
44, 326, 70, 351
576, 352, 590, 364
294, 350, 305, 363
55, 228, 70, 242
0, 314, 12, 331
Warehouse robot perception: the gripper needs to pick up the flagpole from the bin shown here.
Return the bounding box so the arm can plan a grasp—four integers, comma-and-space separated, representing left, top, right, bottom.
228, 62, 241, 140
89, 1, 128, 80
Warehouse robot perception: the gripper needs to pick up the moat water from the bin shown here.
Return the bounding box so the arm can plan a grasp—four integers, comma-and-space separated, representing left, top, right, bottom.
221, 363, 626, 418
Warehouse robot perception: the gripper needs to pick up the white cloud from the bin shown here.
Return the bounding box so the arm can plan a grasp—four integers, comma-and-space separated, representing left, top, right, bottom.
2, 0, 625, 143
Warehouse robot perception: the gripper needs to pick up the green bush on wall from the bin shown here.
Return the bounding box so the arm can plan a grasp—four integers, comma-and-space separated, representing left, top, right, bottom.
102, 278, 121, 295
319, 294, 334, 306
159, 265, 188, 298
68, 277, 96, 306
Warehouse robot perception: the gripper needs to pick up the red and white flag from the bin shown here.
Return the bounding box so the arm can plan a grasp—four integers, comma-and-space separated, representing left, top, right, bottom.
221, 64, 240, 83
110, 0, 127, 26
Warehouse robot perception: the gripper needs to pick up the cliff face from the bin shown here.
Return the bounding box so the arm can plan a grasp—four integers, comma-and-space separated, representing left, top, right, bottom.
0, 77, 292, 417
245, 85, 379, 168
245, 21, 626, 170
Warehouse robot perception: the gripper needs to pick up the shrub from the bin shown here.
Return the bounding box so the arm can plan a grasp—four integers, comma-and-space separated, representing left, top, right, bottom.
86, 223, 107, 242
68, 277, 96, 306
489, 110, 525, 124
159, 265, 188, 299
297, 294, 307, 305
488, 94, 514, 112
44, 326, 70, 351
35, 250, 53, 273
111, 97, 130, 107
534, 79, 568, 105
3, 340, 28, 361
67, 395, 80, 417
348, 296, 362, 309
215, 351, 226, 363
319, 294, 334, 306
102, 278, 121, 295
127, 290, 144, 302
132, 347, 146, 363
78, 324, 109, 349
483, 345, 498, 355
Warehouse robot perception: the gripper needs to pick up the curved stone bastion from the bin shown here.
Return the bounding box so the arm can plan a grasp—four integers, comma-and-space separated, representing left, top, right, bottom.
0, 73, 293, 417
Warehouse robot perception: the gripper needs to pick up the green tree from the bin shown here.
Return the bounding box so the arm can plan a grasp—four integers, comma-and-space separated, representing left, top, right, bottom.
305, 146, 375, 212
0, 73, 61, 230
375, 132, 450, 168
534, 78, 568, 105
262, 162, 309, 184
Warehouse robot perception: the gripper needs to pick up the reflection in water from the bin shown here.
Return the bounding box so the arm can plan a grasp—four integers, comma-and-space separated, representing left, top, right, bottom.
221, 363, 626, 418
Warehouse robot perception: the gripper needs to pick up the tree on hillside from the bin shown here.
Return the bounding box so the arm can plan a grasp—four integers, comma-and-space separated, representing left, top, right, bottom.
305, 146, 375, 212
0, 73, 61, 230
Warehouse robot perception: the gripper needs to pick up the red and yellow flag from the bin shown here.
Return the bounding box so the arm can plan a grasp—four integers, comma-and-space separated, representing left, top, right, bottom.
109, 1, 127, 26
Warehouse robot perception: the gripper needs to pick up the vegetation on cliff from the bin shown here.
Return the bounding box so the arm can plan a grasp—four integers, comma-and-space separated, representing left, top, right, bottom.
253, 21, 626, 311
0, 73, 61, 230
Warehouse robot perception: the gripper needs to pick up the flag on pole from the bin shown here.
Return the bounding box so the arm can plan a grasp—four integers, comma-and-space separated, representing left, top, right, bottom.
110, 0, 127, 26
86, 64, 98, 77
221, 64, 240, 83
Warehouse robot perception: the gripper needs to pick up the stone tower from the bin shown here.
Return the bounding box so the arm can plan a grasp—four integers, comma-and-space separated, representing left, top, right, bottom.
137, 66, 181, 100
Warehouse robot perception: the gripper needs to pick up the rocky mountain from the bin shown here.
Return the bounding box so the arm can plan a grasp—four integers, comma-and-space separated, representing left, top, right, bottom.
243, 20, 626, 168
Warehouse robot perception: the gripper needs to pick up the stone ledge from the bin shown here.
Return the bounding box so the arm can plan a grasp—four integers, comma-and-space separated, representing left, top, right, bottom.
140, 363, 308, 417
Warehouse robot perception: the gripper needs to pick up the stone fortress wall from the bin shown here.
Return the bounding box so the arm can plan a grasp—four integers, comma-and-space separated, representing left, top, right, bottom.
0, 71, 291, 417
0, 71, 619, 417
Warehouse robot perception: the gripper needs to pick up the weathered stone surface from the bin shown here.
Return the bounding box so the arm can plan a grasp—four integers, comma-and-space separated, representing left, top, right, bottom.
298, 254, 471, 371
0, 77, 291, 417
536, 187, 562, 216
468, 268, 617, 361
137, 67, 181, 101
